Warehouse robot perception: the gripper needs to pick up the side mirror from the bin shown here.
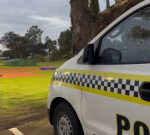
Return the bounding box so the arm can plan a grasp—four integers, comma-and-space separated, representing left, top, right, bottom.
100, 48, 121, 64
82, 44, 96, 64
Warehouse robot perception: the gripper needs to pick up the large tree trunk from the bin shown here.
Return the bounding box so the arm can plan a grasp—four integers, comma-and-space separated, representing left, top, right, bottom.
70, 0, 99, 53
70, 0, 143, 54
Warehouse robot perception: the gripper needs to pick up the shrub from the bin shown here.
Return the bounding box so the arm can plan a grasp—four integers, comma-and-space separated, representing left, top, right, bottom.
4, 59, 36, 66
32, 54, 46, 62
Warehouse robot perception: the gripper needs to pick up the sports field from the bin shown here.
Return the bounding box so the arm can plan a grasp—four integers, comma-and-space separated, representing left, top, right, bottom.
0, 60, 65, 131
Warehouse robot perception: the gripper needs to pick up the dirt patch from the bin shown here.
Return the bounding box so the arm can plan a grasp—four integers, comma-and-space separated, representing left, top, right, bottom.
0, 72, 44, 78
0, 109, 48, 131
0, 68, 40, 72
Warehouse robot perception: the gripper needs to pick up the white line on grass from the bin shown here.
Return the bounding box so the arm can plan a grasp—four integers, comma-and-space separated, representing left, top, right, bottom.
9, 128, 24, 135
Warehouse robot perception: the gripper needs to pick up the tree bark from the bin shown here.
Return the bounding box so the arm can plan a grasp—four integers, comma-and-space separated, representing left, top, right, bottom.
70, 0, 143, 54
115, 0, 122, 3
70, 0, 99, 53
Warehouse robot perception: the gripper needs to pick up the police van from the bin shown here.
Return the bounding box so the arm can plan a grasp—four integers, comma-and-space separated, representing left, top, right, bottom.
48, 1, 150, 135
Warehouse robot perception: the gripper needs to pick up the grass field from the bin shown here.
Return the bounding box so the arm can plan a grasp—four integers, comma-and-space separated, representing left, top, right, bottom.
0, 60, 66, 130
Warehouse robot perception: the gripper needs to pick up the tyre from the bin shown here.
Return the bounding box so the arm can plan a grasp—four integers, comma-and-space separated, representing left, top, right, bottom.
53, 102, 84, 135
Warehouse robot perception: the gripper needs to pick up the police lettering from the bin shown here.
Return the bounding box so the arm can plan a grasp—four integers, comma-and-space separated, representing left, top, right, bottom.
134, 121, 150, 135
117, 114, 150, 135
117, 114, 130, 135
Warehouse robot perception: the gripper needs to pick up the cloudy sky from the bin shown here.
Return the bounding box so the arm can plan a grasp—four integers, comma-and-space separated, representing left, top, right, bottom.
0, 0, 115, 47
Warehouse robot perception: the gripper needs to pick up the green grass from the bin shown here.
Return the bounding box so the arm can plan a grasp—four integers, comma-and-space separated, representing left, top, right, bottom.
0, 59, 66, 130
0, 61, 3, 66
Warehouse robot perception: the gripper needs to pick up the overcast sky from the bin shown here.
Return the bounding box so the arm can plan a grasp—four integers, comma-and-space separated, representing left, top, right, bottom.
0, 0, 115, 48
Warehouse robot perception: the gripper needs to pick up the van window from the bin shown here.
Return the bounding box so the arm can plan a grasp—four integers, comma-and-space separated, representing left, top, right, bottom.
99, 6, 150, 64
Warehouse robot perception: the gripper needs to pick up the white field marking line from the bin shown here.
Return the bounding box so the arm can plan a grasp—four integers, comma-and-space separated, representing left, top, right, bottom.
9, 128, 24, 135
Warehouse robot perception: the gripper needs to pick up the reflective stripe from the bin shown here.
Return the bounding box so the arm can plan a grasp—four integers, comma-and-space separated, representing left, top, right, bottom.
53, 81, 150, 106
57, 69, 150, 82
54, 71, 141, 97
53, 69, 150, 106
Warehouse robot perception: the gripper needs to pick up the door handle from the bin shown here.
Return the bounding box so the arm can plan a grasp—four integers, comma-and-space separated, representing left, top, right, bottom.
139, 82, 150, 102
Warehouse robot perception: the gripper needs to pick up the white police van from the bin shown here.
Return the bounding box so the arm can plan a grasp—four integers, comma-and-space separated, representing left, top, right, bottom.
48, 1, 150, 134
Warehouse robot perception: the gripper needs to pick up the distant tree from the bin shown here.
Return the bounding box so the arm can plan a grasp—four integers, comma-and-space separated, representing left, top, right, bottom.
44, 36, 57, 60
25, 25, 44, 56
0, 32, 19, 49
14, 36, 30, 59
58, 28, 72, 58
36, 42, 47, 56
25, 25, 43, 46
50, 47, 60, 61
0, 32, 29, 59
89, 0, 100, 14
3, 50, 15, 58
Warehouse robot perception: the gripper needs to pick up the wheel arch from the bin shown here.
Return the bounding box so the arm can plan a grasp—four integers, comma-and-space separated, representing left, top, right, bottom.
48, 97, 84, 134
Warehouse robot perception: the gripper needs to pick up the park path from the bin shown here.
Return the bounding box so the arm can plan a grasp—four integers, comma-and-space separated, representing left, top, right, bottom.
0, 118, 54, 135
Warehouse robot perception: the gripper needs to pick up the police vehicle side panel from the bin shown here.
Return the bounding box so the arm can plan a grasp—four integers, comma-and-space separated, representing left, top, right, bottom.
55, 57, 150, 135
80, 64, 150, 135
48, 56, 88, 135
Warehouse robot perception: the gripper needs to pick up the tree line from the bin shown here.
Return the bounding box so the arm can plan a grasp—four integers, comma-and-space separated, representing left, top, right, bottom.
0, 25, 72, 61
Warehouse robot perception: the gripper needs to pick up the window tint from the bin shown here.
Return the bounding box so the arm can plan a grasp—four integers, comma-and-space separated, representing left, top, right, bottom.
99, 7, 150, 64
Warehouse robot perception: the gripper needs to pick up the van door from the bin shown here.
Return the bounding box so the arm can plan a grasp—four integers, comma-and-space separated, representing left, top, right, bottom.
80, 6, 150, 135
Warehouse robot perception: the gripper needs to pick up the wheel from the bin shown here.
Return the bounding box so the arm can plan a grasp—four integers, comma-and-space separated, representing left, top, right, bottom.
53, 103, 84, 135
